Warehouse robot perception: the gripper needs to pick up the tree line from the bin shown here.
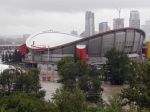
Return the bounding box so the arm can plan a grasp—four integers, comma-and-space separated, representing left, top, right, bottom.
0, 48, 149, 112
57, 57, 103, 103
56, 48, 150, 111
0, 68, 45, 98
1, 49, 22, 63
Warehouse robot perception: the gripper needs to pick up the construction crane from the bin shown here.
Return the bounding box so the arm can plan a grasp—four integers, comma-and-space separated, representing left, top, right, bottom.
112, 2, 122, 18
117, 8, 121, 18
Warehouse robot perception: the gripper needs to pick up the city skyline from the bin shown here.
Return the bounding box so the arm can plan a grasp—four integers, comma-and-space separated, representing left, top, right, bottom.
129, 10, 140, 28
113, 18, 124, 29
99, 22, 110, 33
85, 11, 95, 36
0, 0, 150, 36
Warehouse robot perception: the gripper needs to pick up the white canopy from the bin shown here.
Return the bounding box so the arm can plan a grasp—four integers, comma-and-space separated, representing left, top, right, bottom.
0, 64, 15, 74
26, 31, 81, 49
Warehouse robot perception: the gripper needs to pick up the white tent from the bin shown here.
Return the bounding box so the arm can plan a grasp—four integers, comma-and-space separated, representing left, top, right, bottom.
0, 64, 15, 74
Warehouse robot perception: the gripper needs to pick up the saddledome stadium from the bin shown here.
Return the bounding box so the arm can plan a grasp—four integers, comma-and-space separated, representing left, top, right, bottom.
20, 27, 145, 66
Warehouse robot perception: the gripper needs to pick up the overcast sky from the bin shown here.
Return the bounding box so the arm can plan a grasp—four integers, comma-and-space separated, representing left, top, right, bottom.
0, 0, 150, 36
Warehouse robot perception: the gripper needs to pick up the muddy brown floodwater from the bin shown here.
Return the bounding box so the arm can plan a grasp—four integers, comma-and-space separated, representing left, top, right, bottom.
40, 81, 62, 101
102, 83, 128, 103
41, 81, 127, 102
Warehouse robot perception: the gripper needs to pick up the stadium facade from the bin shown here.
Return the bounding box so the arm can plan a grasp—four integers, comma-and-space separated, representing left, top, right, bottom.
19, 28, 145, 80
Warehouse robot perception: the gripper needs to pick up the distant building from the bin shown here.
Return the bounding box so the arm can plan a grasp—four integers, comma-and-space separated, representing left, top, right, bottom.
71, 30, 78, 36
85, 11, 95, 37
99, 22, 110, 33
129, 10, 140, 28
113, 18, 124, 29
23, 34, 30, 42
141, 21, 150, 41
141, 21, 150, 34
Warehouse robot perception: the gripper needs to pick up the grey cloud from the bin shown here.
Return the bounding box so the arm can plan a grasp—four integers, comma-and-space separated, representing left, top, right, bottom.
0, 0, 150, 36
0, 0, 150, 12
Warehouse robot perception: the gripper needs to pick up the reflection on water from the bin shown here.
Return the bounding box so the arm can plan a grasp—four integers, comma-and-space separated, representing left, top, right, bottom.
40, 81, 62, 101
102, 84, 127, 103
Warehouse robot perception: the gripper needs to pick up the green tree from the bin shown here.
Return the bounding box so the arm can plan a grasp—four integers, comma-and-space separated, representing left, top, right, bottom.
87, 96, 125, 112
12, 49, 17, 62
121, 62, 150, 109
0, 68, 44, 99
8, 53, 12, 62
58, 58, 103, 103
58, 59, 89, 92
17, 51, 22, 62
54, 88, 87, 112
79, 68, 103, 103
1, 53, 5, 62
105, 48, 130, 85
14, 69, 44, 98
0, 69, 16, 94
0, 93, 57, 112
4, 53, 9, 63
57, 57, 74, 71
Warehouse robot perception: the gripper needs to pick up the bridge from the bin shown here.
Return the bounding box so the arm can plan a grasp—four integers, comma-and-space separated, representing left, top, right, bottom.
0, 45, 20, 50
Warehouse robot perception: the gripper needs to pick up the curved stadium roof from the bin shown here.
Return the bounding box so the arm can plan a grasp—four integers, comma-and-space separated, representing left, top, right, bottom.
26, 31, 81, 49
23, 28, 145, 63
50, 27, 145, 50
25, 28, 145, 56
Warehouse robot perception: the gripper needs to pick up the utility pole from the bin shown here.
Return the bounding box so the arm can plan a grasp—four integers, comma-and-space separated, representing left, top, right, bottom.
48, 46, 50, 62
112, 2, 122, 18
47, 46, 50, 76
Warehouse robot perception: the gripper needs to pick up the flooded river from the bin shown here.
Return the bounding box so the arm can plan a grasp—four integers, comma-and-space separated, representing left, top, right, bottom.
0, 58, 126, 102
40, 81, 126, 102
40, 81, 62, 101
102, 84, 127, 103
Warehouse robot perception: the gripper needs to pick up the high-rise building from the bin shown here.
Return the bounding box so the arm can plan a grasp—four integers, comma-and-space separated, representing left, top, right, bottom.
23, 34, 30, 42
129, 10, 140, 29
113, 18, 124, 29
141, 21, 150, 34
99, 22, 110, 33
141, 20, 150, 40
85, 11, 95, 36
